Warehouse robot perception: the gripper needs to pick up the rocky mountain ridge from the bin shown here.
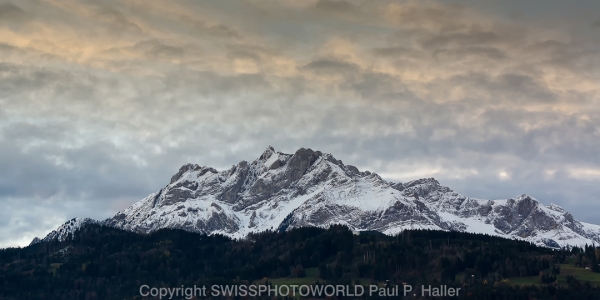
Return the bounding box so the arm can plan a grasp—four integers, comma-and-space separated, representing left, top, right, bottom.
32, 146, 600, 248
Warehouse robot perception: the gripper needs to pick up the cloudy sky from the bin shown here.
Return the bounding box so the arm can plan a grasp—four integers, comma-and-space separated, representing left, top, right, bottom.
1, 0, 600, 247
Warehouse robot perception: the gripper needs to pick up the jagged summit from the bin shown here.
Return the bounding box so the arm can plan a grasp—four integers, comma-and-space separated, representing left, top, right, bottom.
32, 146, 600, 248
258, 145, 276, 160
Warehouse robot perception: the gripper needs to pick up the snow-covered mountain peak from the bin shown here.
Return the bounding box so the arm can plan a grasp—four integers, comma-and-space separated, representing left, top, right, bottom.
514, 194, 538, 202
401, 177, 452, 202
170, 163, 203, 184
258, 145, 276, 160
405, 177, 441, 187
33, 147, 600, 249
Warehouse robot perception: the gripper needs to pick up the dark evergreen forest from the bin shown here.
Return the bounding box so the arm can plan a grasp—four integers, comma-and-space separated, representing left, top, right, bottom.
1, 224, 599, 299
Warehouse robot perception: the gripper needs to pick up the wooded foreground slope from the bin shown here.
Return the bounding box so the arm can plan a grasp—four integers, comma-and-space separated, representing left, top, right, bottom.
2, 224, 600, 299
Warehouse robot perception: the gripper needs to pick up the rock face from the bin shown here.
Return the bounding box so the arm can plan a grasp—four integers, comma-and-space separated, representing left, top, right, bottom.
35, 147, 600, 248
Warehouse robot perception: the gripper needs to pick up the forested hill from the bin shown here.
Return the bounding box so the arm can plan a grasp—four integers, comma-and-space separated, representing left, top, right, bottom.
1, 224, 599, 299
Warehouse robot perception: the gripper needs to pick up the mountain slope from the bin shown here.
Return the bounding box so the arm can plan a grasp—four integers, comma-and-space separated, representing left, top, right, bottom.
33, 147, 600, 248
31, 217, 97, 245
103, 147, 448, 237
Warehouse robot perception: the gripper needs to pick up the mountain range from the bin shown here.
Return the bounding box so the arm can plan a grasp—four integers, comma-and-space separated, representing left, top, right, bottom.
32, 146, 600, 248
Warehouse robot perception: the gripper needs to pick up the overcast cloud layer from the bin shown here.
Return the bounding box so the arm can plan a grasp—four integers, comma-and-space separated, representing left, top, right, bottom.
1, 0, 600, 247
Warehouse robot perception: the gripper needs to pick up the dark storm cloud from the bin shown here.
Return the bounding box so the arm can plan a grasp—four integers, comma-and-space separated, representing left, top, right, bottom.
0, 63, 67, 99
0, 3, 31, 24
371, 46, 419, 57
0, 42, 16, 51
348, 72, 415, 100
91, 5, 143, 33
178, 15, 242, 39
445, 72, 559, 104
433, 46, 507, 60
421, 30, 500, 49
134, 40, 186, 58
1, 0, 600, 247
526, 40, 568, 56
313, 0, 357, 14
301, 58, 361, 74
226, 49, 261, 63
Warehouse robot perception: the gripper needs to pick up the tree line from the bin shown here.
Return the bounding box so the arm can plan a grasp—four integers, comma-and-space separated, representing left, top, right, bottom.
0, 224, 599, 299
